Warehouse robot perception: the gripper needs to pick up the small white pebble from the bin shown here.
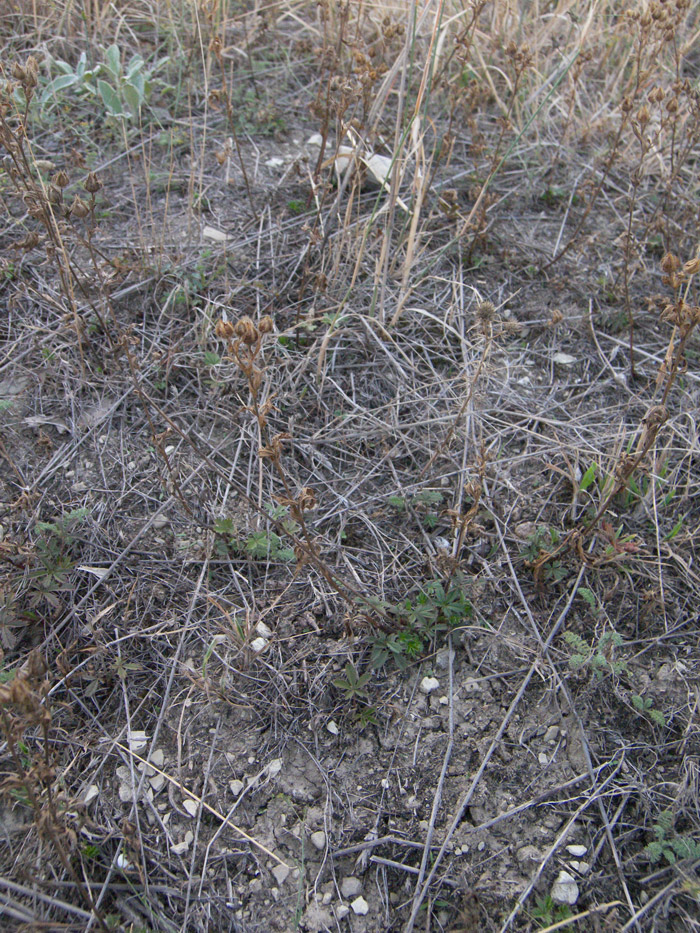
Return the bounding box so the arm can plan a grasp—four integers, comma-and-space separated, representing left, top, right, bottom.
272, 863, 290, 885
250, 637, 267, 653
326, 720, 339, 735
420, 676, 440, 695
310, 831, 326, 851
566, 844, 588, 857
351, 896, 369, 916
551, 870, 579, 906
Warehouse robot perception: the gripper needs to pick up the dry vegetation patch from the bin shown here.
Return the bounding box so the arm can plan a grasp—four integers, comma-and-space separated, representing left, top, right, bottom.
1, 1, 699, 931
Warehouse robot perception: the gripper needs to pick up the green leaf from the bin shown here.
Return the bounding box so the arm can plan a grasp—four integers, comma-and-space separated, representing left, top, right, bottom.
578, 463, 598, 492
577, 587, 596, 610
104, 44, 122, 80
98, 80, 128, 117
122, 83, 142, 116
387, 495, 405, 511
203, 351, 221, 366
214, 518, 234, 536
416, 490, 444, 506
664, 519, 683, 541
41, 73, 78, 109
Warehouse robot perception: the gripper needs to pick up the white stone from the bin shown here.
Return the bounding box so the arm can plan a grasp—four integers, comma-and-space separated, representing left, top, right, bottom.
265, 157, 285, 168
340, 877, 362, 898
149, 774, 165, 793
566, 844, 588, 857
229, 779, 244, 796
250, 637, 267, 653
83, 785, 99, 806
127, 730, 148, 752
552, 352, 577, 365
183, 798, 199, 817
420, 676, 440, 694
544, 725, 560, 743
272, 863, 290, 885
256, 621, 273, 638
551, 870, 579, 905
171, 830, 193, 855
326, 720, 339, 735
336, 904, 350, 920
538, 752, 548, 765
266, 758, 283, 777
310, 831, 326, 851
307, 133, 323, 146
351, 896, 369, 915
202, 225, 227, 242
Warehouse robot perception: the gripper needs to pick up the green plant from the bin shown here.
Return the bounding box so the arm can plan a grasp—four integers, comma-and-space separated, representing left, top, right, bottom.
645, 811, 700, 864
529, 894, 573, 927
332, 662, 372, 703
214, 505, 298, 563
522, 526, 567, 584
370, 581, 471, 670
563, 630, 628, 679
631, 694, 666, 727
39, 45, 169, 120
14, 508, 90, 614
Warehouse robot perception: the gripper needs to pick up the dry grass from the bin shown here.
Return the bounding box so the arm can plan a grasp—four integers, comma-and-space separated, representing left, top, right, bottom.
1, 1, 699, 931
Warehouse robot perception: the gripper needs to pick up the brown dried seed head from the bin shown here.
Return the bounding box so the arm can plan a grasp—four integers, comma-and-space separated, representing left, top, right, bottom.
52, 170, 70, 188
298, 487, 317, 512
13, 231, 40, 249
68, 194, 90, 218
235, 316, 257, 345
258, 315, 274, 335
660, 252, 681, 273
215, 319, 235, 339
550, 308, 564, 325
637, 104, 650, 125
682, 257, 700, 276
83, 171, 102, 193
476, 300, 497, 323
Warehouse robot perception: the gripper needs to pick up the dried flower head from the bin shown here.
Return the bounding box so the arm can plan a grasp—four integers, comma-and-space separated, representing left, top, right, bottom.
83, 171, 102, 194
52, 170, 70, 188
476, 300, 497, 324
215, 319, 235, 340
68, 195, 89, 218
660, 252, 681, 274
258, 315, 274, 335
235, 316, 258, 345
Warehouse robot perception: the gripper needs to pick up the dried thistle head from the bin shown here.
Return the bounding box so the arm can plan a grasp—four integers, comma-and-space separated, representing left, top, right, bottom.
476, 300, 497, 324
502, 319, 522, 337
258, 315, 274, 335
